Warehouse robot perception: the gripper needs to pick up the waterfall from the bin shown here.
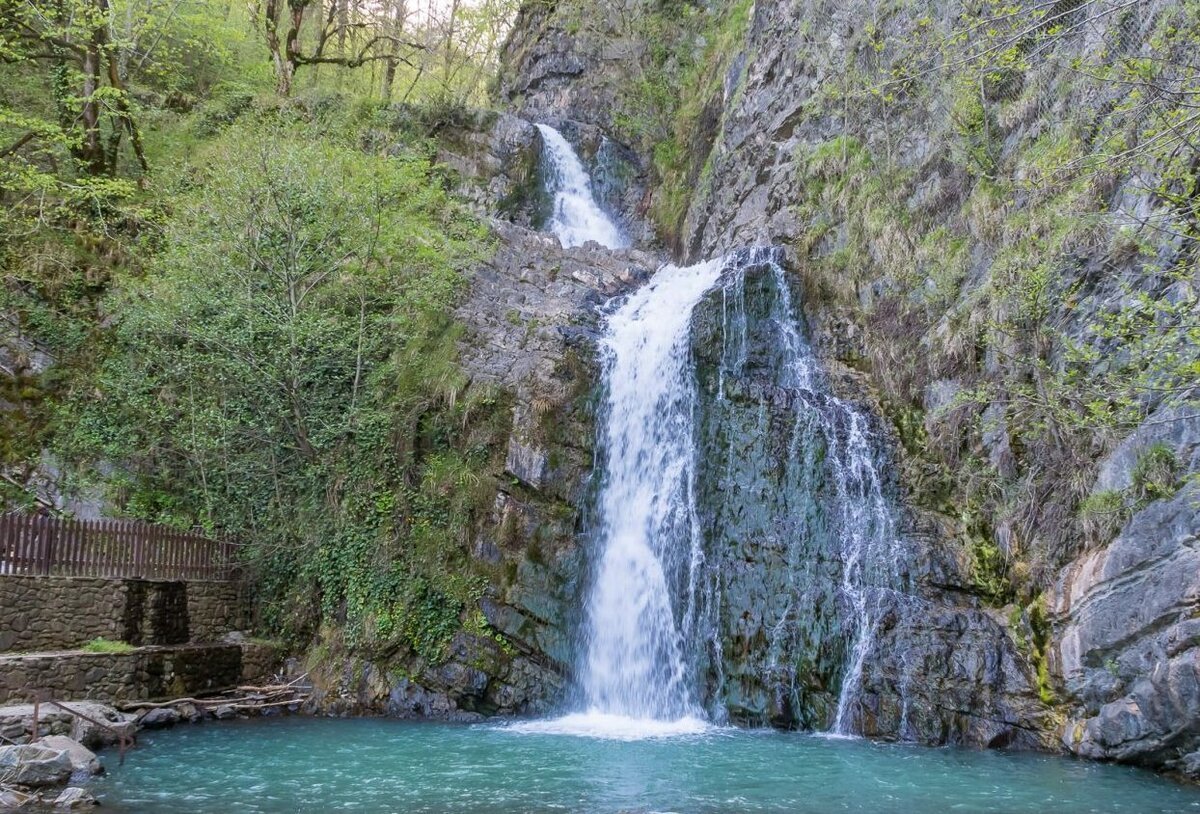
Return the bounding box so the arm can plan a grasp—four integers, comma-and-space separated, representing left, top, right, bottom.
518, 130, 905, 738
761, 260, 901, 735
535, 124, 628, 250
581, 259, 723, 723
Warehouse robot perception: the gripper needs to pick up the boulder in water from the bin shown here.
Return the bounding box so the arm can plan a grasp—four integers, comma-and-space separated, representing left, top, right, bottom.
34, 737, 101, 777
137, 707, 181, 729
51, 787, 98, 809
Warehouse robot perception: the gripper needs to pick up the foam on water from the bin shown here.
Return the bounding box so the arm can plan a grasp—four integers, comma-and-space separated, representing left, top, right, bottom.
506, 712, 711, 741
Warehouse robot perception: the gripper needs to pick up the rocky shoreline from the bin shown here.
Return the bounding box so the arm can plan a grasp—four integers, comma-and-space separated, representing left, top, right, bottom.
0, 684, 309, 810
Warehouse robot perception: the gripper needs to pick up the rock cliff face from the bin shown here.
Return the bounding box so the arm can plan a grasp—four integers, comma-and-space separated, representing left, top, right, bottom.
490, 0, 1199, 778
315, 0, 1197, 779
683, 254, 1050, 746
1054, 408, 1200, 774
305, 118, 660, 716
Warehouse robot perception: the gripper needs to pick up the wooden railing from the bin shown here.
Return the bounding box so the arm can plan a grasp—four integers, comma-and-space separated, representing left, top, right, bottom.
0, 513, 237, 581
31, 691, 137, 764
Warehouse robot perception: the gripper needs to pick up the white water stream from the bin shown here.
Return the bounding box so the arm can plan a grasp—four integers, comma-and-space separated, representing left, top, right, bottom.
520, 130, 902, 740
536, 124, 628, 250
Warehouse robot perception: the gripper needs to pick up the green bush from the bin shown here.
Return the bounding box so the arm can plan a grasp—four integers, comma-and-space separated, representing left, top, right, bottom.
58, 115, 497, 660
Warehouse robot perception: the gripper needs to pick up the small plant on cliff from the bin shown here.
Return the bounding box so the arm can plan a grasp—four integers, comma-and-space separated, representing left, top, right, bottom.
966, 524, 1013, 605
1078, 490, 1130, 546
1131, 443, 1181, 504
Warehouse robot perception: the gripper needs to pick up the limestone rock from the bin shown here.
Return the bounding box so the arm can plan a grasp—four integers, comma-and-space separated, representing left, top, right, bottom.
33, 737, 101, 777
1054, 481, 1200, 775
0, 702, 129, 750
51, 787, 98, 809
137, 707, 181, 729
0, 787, 35, 808
0, 744, 72, 787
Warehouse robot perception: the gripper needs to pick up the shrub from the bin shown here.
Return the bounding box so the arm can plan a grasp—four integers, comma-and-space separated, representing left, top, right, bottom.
1131, 442, 1180, 503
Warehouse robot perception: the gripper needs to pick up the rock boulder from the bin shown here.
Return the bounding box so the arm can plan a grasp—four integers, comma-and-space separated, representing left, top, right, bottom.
0, 744, 72, 787
33, 737, 100, 778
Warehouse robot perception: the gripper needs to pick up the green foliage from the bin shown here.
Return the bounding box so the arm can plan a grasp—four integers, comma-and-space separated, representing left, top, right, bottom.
56, 115, 499, 658
1, 0, 524, 670
587, 0, 752, 245
781, 0, 1200, 589
82, 637, 136, 653
948, 78, 997, 178
1027, 597, 1054, 705
1131, 443, 1181, 504
1006, 595, 1054, 704
966, 524, 1012, 605
1078, 490, 1130, 546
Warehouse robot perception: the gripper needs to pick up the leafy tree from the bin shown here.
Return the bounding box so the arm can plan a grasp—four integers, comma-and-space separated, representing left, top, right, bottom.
249, 0, 426, 95
60, 120, 494, 647
1, 0, 148, 174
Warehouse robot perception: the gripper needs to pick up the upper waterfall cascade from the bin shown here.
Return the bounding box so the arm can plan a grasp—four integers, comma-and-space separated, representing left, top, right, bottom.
536, 124, 628, 250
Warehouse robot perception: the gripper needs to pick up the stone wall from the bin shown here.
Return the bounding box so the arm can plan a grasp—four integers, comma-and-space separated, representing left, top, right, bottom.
0, 576, 248, 652
0, 643, 281, 705
187, 581, 249, 643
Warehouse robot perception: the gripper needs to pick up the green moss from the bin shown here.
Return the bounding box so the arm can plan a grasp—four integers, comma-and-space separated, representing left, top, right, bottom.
82, 637, 136, 654
604, 0, 754, 246
968, 532, 1012, 605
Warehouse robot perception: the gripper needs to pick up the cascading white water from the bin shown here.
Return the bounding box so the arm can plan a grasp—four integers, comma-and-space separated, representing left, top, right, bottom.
536, 124, 628, 250
513, 248, 906, 740
750, 259, 902, 735
582, 259, 724, 721
518, 260, 722, 740
517, 127, 905, 739
720, 254, 904, 734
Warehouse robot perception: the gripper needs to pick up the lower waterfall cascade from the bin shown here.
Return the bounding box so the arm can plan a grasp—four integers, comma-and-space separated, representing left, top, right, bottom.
524, 254, 913, 737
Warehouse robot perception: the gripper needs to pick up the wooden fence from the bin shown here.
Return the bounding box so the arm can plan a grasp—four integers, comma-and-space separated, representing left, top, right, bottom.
0, 513, 237, 581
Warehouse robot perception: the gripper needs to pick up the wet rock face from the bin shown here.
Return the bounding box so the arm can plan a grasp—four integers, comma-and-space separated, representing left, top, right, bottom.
497, 5, 653, 242
306, 219, 658, 721
689, 265, 845, 728
452, 222, 657, 713
498, 3, 612, 134
1054, 409, 1200, 777
432, 112, 548, 227
686, 261, 1048, 745
861, 604, 1053, 749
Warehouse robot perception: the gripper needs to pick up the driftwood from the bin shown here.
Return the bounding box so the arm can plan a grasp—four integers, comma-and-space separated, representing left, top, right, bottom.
220, 699, 303, 711
119, 674, 310, 714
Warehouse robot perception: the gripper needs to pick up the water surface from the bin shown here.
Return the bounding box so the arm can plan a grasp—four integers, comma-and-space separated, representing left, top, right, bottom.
96, 717, 1200, 813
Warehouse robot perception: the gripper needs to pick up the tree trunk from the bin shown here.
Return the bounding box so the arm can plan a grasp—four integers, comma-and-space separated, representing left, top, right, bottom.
275, 56, 294, 95
380, 0, 406, 100
261, 0, 295, 96
80, 39, 105, 173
